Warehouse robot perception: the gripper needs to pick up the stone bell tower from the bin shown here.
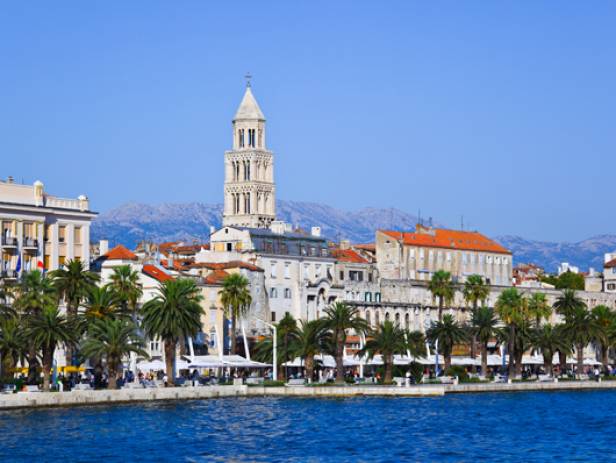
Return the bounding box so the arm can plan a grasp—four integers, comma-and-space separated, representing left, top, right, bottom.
222, 77, 276, 228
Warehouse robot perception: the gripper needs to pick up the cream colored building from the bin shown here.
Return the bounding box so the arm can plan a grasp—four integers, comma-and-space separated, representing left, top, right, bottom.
0, 177, 95, 277
222, 83, 275, 228
376, 224, 513, 286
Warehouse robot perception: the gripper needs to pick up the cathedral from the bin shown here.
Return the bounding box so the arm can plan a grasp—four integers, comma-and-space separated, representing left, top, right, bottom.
222, 81, 276, 228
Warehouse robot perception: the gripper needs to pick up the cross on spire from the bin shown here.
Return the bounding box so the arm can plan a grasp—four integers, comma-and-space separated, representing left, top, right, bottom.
245, 72, 252, 88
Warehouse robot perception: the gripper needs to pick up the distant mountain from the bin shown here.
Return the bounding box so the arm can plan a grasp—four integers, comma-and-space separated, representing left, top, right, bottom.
90, 200, 424, 249
495, 235, 616, 273
91, 200, 616, 273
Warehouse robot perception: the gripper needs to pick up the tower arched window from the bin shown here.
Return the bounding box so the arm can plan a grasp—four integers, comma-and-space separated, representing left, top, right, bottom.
244, 161, 250, 180
239, 129, 245, 148
245, 192, 251, 214
235, 162, 240, 181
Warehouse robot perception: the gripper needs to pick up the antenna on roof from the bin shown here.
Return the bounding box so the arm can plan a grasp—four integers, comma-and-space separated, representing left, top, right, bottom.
245, 72, 252, 88
461, 215, 464, 231
417, 208, 421, 227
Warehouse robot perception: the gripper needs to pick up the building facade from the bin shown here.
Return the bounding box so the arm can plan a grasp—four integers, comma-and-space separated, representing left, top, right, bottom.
222, 84, 276, 228
0, 177, 95, 278
376, 225, 513, 286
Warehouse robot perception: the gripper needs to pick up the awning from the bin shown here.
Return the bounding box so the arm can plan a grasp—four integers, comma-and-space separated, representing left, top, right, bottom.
188, 355, 270, 369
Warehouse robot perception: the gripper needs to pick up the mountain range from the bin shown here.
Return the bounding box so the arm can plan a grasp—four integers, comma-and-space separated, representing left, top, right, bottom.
90, 200, 615, 273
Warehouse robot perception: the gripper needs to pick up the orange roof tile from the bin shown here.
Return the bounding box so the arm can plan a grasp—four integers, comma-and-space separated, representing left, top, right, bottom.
380, 229, 511, 254
354, 243, 376, 251
605, 258, 616, 269
105, 245, 138, 261
142, 264, 173, 282
331, 249, 369, 264
187, 261, 263, 272
203, 269, 230, 285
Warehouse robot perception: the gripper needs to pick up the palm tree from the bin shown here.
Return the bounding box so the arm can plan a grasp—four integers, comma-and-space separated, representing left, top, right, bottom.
554, 289, 585, 319
470, 306, 498, 377
463, 275, 489, 369
83, 285, 121, 322
527, 292, 551, 328
532, 324, 569, 376
49, 259, 99, 365
561, 305, 595, 379
13, 270, 57, 383
81, 318, 147, 389
28, 306, 77, 391
426, 314, 468, 371
591, 305, 615, 374
220, 274, 252, 355
428, 270, 455, 322
321, 302, 368, 384
109, 265, 143, 317
0, 316, 26, 379
291, 319, 328, 383
141, 279, 204, 385
495, 288, 524, 377
360, 320, 408, 383
252, 313, 298, 380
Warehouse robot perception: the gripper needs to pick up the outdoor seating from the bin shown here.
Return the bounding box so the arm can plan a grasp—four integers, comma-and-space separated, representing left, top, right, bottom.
1, 384, 15, 394
245, 377, 264, 385
72, 383, 93, 391
286, 378, 305, 386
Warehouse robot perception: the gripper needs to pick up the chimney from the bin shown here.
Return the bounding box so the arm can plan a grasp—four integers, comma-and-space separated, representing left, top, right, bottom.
99, 240, 109, 256
311, 226, 321, 237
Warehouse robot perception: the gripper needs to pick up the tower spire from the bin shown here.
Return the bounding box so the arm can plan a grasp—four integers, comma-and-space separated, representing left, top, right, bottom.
245, 72, 252, 88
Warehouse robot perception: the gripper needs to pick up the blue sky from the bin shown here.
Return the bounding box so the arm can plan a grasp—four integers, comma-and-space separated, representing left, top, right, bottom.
1, 2, 614, 242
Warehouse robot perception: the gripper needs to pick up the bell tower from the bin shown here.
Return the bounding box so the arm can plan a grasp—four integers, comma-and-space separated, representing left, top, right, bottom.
223, 76, 276, 228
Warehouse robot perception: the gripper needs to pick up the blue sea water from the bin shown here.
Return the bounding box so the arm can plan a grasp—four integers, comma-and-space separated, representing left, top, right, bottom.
0, 391, 614, 462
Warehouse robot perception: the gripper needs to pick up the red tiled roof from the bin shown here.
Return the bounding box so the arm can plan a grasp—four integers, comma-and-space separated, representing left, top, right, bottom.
203, 269, 230, 285
330, 249, 369, 264
188, 260, 263, 272
172, 244, 209, 254
380, 229, 510, 255
605, 258, 616, 269
142, 264, 173, 282
354, 243, 376, 251
105, 245, 138, 261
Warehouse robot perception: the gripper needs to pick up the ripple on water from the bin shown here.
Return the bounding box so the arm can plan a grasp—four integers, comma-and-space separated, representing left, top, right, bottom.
1, 391, 616, 462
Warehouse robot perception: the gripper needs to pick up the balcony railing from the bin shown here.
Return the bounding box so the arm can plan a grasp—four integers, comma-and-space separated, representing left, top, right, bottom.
22, 237, 39, 248
0, 269, 17, 279
0, 237, 17, 247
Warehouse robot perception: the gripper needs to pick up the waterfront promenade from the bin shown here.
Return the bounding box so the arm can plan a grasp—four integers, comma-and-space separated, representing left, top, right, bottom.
3, 380, 616, 410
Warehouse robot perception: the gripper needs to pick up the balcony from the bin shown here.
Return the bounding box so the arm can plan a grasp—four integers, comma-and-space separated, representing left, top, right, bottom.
0, 269, 17, 280
22, 237, 39, 250
1, 237, 17, 248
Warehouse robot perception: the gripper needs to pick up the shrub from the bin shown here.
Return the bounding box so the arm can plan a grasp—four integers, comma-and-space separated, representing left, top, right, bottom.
263, 380, 285, 387
444, 365, 468, 381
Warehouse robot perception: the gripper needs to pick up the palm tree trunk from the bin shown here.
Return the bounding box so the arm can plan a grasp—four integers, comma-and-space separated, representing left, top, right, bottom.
230, 314, 237, 355
384, 354, 393, 384
507, 326, 515, 378
601, 345, 609, 375
514, 350, 523, 378
558, 349, 567, 377
543, 352, 553, 377
305, 355, 314, 383
444, 352, 452, 371
481, 343, 488, 377
26, 345, 39, 385
65, 303, 76, 366
470, 334, 477, 374
108, 365, 118, 390
438, 298, 443, 322
42, 347, 53, 392
335, 332, 345, 384
164, 339, 175, 386
576, 343, 584, 379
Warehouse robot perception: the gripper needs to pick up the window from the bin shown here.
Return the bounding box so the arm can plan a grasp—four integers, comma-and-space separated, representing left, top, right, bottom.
365, 292, 372, 302
269, 287, 278, 298
419, 249, 425, 260
284, 288, 291, 299
58, 226, 66, 243
429, 250, 434, 262
303, 264, 309, 279
349, 271, 363, 282
409, 249, 415, 259
613, 268, 616, 275
375, 293, 381, 302
239, 129, 245, 148
395, 313, 400, 327
226, 243, 232, 251
446, 252, 451, 262
309, 247, 317, 257
339, 270, 344, 280
368, 273, 373, 283
315, 264, 321, 279
271, 312, 276, 322
284, 263, 290, 279
366, 310, 372, 327
462, 253, 467, 264
405, 313, 410, 330
270, 261, 277, 278
44, 224, 52, 242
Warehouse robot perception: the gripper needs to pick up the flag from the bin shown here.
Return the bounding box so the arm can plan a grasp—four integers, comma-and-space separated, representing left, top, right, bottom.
37, 260, 44, 270
15, 255, 21, 273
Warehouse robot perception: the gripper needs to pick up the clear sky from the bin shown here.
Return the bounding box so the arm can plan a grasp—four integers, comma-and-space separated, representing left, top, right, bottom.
1, 2, 614, 242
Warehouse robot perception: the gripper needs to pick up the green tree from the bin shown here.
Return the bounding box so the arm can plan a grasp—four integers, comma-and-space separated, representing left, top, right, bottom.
252, 312, 298, 380
495, 288, 524, 377
554, 289, 586, 318
141, 279, 204, 385
28, 306, 77, 391
321, 302, 368, 383
13, 270, 57, 383
561, 305, 595, 379
527, 292, 551, 328
426, 314, 468, 371
49, 259, 99, 365
0, 316, 26, 379
109, 265, 143, 317
428, 270, 456, 322
592, 305, 616, 373
220, 274, 252, 355
360, 320, 408, 383
81, 318, 147, 389
291, 319, 328, 382
83, 285, 121, 323
532, 324, 569, 376
463, 275, 490, 369
470, 306, 498, 377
